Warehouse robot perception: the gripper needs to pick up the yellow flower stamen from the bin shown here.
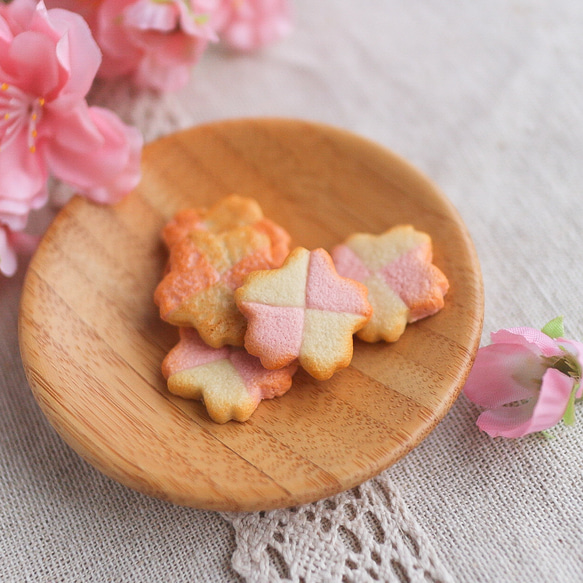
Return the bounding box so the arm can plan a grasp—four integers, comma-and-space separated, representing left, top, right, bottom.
194, 14, 209, 25
0, 86, 47, 154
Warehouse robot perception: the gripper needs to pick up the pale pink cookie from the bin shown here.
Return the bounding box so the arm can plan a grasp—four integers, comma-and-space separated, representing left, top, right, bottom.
162, 327, 297, 423
235, 247, 372, 381
331, 225, 449, 343
154, 195, 291, 347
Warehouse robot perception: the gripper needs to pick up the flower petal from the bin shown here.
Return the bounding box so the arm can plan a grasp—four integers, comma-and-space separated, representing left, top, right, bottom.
133, 53, 193, 92
10, 230, 39, 255
0, 14, 14, 45
0, 0, 38, 35
44, 102, 103, 151
43, 1, 98, 25
0, 225, 40, 277
215, 0, 292, 51
477, 368, 574, 437
529, 368, 575, 430
176, 0, 218, 40
491, 327, 564, 357
86, 0, 214, 90
6, 31, 60, 96
123, 0, 178, 32
94, 0, 143, 78
50, 7, 102, 104
476, 402, 536, 438
126, 26, 208, 90
0, 133, 48, 229
44, 105, 142, 204
556, 338, 583, 362
0, 225, 18, 277
463, 343, 546, 408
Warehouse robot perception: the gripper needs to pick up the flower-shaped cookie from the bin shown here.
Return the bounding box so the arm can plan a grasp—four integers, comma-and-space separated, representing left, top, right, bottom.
235, 247, 372, 380
162, 327, 297, 423
332, 226, 449, 343
161, 194, 288, 250
154, 196, 290, 347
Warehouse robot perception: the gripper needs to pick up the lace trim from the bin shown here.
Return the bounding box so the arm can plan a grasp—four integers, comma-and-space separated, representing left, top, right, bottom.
222, 473, 454, 583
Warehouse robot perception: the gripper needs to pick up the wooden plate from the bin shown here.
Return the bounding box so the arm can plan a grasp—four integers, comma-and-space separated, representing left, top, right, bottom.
19, 118, 483, 512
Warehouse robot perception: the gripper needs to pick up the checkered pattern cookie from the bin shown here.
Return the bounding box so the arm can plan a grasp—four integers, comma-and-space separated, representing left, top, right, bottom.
235, 247, 372, 380
154, 195, 290, 347
163, 327, 297, 423
331, 225, 449, 343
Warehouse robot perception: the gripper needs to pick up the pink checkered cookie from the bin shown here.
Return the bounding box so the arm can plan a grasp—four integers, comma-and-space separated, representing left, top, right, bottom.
162, 327, 297, 423
331, 225, 449, 343
235, 247, 372, 381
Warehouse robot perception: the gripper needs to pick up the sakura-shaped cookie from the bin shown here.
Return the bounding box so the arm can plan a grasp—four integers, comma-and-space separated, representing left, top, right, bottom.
332, 225, 449, 343
235, 247, 372, 380
154, 195, 290, 347
162, 327, 297, 423
161, 194, 290, 253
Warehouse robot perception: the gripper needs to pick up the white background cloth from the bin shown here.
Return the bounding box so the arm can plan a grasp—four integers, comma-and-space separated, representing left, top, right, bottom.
2, 1, 583, 581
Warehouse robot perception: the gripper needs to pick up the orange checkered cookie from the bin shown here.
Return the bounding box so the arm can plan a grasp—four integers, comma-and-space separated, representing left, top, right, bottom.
154, 195, 291, 348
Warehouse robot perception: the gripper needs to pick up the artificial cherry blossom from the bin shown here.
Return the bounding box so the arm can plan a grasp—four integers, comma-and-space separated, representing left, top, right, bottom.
47, 0, 218, 91
0, 0, 142, 274
464, 318, 583, 438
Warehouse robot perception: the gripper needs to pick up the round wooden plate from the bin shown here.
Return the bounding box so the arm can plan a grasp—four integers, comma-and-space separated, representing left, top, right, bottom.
19, 118, 483, 512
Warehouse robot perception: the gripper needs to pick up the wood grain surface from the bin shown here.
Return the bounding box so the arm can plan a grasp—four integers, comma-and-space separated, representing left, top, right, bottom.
19, 118, 484, 511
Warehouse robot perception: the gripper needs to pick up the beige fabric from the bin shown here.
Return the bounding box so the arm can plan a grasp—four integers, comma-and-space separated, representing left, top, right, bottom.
2, 1, 583, 581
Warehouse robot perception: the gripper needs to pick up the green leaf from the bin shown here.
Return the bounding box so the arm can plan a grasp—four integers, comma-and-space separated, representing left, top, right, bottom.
563, 384, 578, 426
542, 316, 565, 339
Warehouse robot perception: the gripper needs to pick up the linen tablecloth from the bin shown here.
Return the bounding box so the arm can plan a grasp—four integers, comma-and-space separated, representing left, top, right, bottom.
2, 1, 583, 581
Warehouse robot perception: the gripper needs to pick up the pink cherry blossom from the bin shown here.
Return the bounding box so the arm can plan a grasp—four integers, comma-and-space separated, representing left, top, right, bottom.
464, 325, 583, 438
47, 0, 218, 91
213, 0, 292, 51
0, 0, 142, 275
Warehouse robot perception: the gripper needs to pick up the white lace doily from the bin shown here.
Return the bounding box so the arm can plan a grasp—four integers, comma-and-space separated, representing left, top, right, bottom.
222, 473, 454, 583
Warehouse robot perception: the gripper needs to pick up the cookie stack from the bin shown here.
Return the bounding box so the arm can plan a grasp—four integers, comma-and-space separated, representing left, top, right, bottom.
155, 195, 448, 423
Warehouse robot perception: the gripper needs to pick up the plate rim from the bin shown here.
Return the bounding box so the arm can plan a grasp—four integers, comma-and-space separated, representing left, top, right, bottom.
19, 117, 484, 511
